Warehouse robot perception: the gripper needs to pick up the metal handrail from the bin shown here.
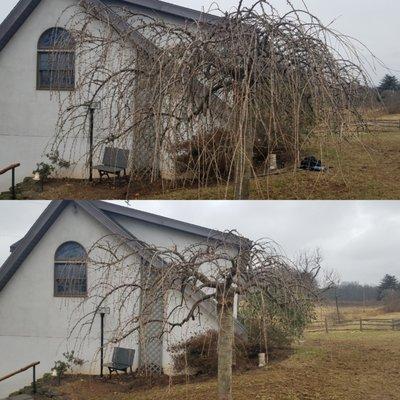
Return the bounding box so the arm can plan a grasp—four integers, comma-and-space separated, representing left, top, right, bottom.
0, 163, 21, 200
0, 361, 40, 394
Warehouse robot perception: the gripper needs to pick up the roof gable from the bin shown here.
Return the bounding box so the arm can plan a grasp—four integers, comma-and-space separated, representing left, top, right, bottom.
0, 200, 247, 336
0, 200, 245, 293
0, 200, 152, 292
0, 0, 216, 53
0, 200, 67, 292
0, 0, 41, 53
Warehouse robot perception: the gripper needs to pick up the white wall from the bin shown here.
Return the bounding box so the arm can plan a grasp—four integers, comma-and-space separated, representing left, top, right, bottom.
113, 213, 240, 373
0, 0, 201, 191
0, 203, 141, 397
0, 0, 90, 192
0, 204, 225, 397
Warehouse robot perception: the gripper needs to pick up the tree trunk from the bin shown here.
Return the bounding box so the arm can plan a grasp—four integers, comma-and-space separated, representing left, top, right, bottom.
234, 130, 253, 200
217, 300, 234, 400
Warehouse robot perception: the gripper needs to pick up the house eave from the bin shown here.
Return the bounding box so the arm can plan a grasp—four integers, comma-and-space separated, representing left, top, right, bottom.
0, 0, 218, 54
0, 0, 41, 53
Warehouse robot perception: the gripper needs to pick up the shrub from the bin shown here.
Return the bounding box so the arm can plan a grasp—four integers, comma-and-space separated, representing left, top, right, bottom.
174, 129, 235, 182
383, 290, 400, 313
380, 91, 400, 114
33, 162, 55, 182
52, 351, 84, 384
240, 290, 316, 357
169, 330, 251, 376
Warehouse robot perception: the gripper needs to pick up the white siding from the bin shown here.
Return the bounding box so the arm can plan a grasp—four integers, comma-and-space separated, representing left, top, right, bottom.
0, 0, 89, 191
0, 204, 222, 397
0, 0, 199, 191
0, 203, 140, 397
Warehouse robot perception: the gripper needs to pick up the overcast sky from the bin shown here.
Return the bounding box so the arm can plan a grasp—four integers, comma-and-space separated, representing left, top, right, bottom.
0, 200, 399, 285
0, 0, 399, 82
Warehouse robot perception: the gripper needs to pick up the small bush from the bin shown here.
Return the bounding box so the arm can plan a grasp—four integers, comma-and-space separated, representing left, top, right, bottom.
380, 91, 400, 114
175, 129, 234, 182
169, 330, 251, 376
383, 290, 400, 313
52, 351, 84, 384
33, 162, 55, 182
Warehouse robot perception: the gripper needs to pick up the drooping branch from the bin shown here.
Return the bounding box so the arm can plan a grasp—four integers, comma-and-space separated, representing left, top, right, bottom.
48, 1, 376, 198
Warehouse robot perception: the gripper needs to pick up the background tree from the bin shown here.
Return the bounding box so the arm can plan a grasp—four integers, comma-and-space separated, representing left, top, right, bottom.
71, 233, 325, 400
378, 74, 400, 92
324, 282, 378, 304
377, 274, 399, 301
54, 0, 372, 199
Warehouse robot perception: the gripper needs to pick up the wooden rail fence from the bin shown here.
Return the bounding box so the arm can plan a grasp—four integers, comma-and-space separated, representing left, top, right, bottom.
354, 119, 400, 132
307, 318, 400, 333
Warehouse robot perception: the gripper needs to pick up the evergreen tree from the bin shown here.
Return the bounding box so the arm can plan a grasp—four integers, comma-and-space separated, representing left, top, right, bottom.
378, 74, 400, 92
377, 274, 399, 300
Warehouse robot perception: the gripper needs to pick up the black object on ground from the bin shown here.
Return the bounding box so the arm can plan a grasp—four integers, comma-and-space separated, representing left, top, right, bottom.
300, 156, 327, 172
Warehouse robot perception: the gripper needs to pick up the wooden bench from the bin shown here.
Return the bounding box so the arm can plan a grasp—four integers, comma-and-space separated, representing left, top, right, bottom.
94, 147, 129, 181
105, 347, 135, 378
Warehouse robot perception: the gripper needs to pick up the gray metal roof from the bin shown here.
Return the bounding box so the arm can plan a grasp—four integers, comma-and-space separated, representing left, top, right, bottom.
93, 200, 244, 246
0, 0, 217, 53
109, 0, 217, 22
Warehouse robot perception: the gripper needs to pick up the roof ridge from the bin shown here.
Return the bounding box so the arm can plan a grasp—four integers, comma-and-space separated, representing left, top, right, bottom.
116, 0, 218, 22
0, 0, 218, 54
91, 200, 246, 245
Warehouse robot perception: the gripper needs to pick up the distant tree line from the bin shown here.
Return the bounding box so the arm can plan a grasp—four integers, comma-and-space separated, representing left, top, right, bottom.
324, 282, 378, 304
323, 274, 400, 312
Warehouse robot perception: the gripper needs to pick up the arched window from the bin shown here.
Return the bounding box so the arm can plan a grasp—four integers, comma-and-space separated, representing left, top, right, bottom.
37, 27, 75, 91
54, 241, 87, 297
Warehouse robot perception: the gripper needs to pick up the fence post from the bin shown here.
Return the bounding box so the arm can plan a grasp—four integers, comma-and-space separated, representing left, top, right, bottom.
325, 317, 329, 334
360, 319, 363, 332
392, 320, 395, 331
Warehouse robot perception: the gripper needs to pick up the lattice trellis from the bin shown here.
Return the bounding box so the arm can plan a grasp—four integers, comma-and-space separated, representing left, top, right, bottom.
138, 266, 164, 374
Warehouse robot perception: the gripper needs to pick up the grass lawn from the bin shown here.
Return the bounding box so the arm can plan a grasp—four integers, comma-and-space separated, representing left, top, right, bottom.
5, 129, 400, 200
36, 329, 400, 400
151, 131, 400, 200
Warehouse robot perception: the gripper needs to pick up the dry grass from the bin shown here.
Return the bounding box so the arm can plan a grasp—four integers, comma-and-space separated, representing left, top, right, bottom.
5, 128, 400, 200
376, 113, 400, 121
43, 324, 400, 400
316, 304, 400, 322
153, 131, 400, 200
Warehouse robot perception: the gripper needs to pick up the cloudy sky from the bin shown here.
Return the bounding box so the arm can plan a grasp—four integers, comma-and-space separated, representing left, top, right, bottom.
0, 0, 399, 82
0, 200, 399, 285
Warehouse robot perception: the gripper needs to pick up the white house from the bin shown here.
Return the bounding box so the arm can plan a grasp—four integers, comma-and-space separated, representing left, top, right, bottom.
0, 0, 217, 191
0, 200, 245, 398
